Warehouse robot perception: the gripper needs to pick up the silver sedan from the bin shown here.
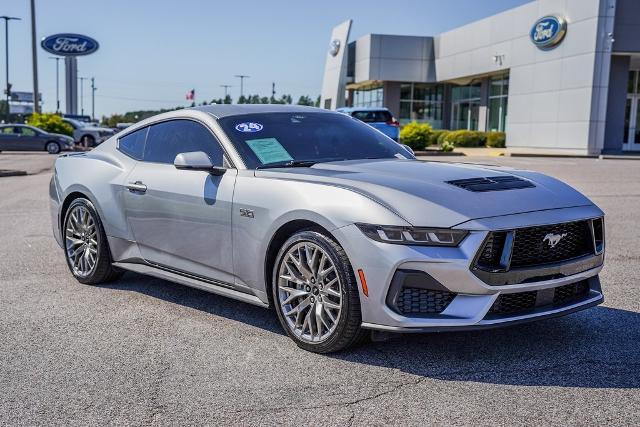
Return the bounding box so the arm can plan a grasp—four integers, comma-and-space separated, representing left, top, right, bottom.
49, 105, 605, 353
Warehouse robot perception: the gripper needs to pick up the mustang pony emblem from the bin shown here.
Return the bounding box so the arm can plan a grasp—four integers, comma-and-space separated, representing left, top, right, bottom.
543, 232, 567, 248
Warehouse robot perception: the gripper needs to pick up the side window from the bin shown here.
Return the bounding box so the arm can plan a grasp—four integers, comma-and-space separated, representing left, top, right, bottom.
143, 120, 224, 166
118, 127, 148, 160
21, 127, 37, 137
352, 111, 376, 123
1, 127, 15, 134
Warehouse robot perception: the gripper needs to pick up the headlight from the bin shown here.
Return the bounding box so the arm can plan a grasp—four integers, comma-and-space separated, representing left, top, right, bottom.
355, 223, 468, 247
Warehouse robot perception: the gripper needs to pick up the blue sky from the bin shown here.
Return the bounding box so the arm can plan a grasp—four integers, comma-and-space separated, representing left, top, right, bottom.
5, 0, 530, 117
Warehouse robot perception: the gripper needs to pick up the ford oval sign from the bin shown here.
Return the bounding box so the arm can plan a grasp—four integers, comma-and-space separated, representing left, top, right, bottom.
530, 16, 567, 50
41, 33, 99, 56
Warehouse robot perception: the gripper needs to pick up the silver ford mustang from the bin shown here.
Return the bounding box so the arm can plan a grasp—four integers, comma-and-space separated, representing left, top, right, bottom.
50, 105, 605, 353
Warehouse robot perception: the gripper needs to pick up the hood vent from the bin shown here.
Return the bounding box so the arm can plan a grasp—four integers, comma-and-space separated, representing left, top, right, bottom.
446, 176, 535, 192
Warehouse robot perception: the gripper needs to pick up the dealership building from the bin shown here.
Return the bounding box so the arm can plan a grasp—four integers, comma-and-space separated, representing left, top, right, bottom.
321, 0, 640, 155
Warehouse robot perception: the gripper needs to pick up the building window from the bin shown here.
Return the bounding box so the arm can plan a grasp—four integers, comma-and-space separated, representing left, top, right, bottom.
487, 73, 509, 132
451, 81, 482, 130
399, 83, 444, 128
352, 85, 383, 108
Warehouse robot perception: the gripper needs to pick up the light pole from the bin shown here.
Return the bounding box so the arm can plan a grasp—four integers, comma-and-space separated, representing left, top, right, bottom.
91, 77, 96, 121
0, 16, 21, 123
78, 76, 87, 116
48, 57, 61, 113
220, 84, 232, 98
234, 74, 249, 99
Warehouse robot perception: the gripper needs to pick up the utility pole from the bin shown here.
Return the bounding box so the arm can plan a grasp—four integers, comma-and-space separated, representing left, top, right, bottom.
30, 0, 39, 113
48, 57, 61, 113
91, 77, 96, 121
234, 74, 249, 99
0, 16, 21, 123
220, 84, 232, 98
272, 82, 276, 101
78, 76, 87, 116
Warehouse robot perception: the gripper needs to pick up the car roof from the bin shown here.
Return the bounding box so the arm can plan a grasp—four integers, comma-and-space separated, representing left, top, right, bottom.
191, 104, 332, 119
335, 107, 391, 112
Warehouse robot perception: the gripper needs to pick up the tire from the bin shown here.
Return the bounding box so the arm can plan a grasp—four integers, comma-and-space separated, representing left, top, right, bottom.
81, 134, 96, 147
62, 198, 123, 285
46, 142, 61, 154
272, 230, 368, 353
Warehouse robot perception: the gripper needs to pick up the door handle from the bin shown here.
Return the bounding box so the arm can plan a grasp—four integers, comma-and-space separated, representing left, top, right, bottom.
126, 181, 147, 193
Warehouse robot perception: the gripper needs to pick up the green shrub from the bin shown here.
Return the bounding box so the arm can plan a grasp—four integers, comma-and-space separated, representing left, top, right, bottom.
486, 131, 506, 148
441, 140, 455, 152
429, 129, 449, 146
400, 121, 433, 150
26, 113, 73, 137
436, 130, 451, 145
442, 130, 486, 147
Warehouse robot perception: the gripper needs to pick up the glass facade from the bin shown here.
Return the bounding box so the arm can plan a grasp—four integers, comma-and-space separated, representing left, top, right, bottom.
623, 70, 640, 147
451, 82, 481, 130
399, 83, 444, 128
487, 74, 509, 132
353, 85, 384, 108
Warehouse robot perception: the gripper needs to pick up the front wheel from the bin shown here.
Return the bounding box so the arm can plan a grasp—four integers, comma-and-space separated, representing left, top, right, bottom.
272, 230, 367, 353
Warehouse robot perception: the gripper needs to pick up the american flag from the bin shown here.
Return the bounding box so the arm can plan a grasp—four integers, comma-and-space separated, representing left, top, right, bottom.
185, 89, 195, 100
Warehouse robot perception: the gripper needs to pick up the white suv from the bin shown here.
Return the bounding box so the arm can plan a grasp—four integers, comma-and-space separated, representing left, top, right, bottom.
63, 118, 114, 147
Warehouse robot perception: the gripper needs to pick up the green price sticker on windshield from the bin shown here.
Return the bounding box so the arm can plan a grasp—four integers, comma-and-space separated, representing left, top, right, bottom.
246, 138, 293, 164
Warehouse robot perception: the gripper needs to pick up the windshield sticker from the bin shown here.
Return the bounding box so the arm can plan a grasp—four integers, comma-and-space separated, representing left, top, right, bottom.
246, 138, 293, 164
235, 122, 263, 133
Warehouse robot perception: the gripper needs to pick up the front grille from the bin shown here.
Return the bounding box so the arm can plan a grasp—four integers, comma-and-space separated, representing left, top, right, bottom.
489, 280, 591, 316
510, 221, 593, 268
396, 288, 455, 315
476, 231, 507, 270
446, 176, 535, 192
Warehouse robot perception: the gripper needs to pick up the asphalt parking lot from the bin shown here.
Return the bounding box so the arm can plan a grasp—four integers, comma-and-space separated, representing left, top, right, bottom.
1, 152, 639, 426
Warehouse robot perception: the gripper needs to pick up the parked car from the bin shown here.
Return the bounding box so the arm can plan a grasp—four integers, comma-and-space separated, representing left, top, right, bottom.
0, 124, 74, 154
336, 107, 400, 141
50, 105, 605, 353
62, 118, 115, 147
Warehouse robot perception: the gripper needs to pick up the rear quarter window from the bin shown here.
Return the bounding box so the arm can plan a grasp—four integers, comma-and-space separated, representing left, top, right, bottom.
118, 127, 148, 160
352, 110, 392, 123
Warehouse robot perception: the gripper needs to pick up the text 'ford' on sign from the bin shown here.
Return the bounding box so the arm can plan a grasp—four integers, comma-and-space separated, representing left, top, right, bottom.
530, 16, 567, 50
41, 33, 99, 56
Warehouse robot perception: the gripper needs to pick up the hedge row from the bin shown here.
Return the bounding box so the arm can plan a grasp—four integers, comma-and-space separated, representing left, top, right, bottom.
399, 121, 506, 150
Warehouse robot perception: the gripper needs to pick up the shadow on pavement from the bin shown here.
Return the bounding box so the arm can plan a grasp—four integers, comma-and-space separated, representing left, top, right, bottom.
100, 272, 283, 335
335, 306, 640, 389
102, 272, 639, 388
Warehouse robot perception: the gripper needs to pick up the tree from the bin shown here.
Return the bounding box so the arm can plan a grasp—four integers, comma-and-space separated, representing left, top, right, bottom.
26, 113, 74, 136
223, 95, 232, 104
296, 95, 314, 106
238, 95, 247, 104
315, 95, 320, 107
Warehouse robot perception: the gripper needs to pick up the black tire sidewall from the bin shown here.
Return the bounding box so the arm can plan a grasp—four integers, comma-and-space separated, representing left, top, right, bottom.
272, 230, 362, 353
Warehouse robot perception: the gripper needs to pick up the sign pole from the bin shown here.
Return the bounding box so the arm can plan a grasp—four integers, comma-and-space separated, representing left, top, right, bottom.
30, 0, 40, 113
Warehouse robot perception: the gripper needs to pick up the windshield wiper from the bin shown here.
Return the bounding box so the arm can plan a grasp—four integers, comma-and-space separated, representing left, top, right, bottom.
256, 158, 345, 170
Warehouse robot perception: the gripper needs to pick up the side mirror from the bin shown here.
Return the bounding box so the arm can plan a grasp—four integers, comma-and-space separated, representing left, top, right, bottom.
401, 144, 415, 156
174, 151, 226, 176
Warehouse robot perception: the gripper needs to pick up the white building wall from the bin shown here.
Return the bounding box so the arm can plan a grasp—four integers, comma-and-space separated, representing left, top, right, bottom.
435, 0, 614, 155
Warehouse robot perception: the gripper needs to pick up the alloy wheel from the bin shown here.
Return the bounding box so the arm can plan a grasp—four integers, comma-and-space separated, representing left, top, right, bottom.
65, 205, 98, 278
277, 242, 342, 343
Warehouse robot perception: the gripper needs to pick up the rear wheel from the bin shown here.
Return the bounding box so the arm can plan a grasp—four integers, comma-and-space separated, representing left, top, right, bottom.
272, 230, 367, 353
63, 198, 122, 284
46, 142, 61, 154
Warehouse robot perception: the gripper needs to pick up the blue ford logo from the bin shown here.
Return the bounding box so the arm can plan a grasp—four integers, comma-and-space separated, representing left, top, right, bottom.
41, 33, 99, 56
530, 16, 567, 50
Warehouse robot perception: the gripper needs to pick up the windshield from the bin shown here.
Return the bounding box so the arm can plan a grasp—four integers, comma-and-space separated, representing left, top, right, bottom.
65, 118, 85, 128
218, 112, 414, 169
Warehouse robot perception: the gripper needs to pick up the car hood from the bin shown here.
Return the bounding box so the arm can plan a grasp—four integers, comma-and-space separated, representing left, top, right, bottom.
254, 159, 594, 228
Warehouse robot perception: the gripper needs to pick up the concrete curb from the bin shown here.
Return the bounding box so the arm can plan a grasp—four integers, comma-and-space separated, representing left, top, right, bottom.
0, 170, 28, 177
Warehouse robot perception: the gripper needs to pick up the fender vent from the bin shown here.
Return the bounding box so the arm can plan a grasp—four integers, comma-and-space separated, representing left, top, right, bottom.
446, 176, 535, 192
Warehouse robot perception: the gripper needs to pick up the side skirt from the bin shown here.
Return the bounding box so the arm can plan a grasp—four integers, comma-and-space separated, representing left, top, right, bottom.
113, 261, 269, 308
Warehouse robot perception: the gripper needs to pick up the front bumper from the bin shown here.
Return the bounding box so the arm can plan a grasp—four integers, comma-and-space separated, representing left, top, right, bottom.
332, 205, 605, 332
